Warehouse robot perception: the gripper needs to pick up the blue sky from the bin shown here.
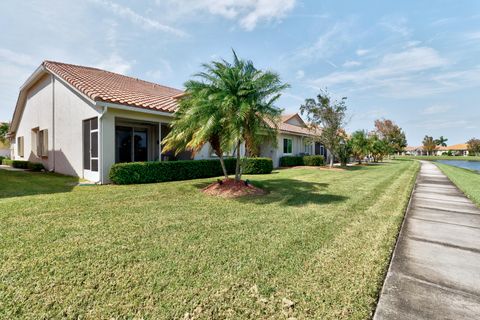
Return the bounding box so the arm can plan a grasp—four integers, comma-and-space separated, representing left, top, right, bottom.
1, 0, 479, 145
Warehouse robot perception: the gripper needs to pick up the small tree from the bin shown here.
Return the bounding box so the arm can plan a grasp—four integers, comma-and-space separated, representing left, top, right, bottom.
0, 122, 9, 146
349, 130, 369, 164
368, 134, 389, 162
467, 138, 480, 156
300, 89, 348, 168
422, 135, 437, 156
374, 119, 407, 155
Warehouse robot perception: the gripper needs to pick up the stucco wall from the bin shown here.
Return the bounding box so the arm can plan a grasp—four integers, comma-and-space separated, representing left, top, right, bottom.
53, 77, 101, 177
101, 108, 173, 183
12, 74, 53, 168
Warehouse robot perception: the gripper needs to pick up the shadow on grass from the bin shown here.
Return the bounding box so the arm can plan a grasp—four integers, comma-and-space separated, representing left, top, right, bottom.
0, 170, 79, 199
195, 178, 348, 207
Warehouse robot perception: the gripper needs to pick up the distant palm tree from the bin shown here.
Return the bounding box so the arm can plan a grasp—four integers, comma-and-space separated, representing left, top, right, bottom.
423, 135, 437, 156
0, 122, 9, 145
435, 136, 448, 147
164, 50, 288, 182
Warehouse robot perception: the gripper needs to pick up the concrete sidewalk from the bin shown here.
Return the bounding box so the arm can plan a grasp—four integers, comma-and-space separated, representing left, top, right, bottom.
374, 161, 480, 320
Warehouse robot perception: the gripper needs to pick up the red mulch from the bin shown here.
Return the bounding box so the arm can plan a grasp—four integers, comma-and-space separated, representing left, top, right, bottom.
202, 179, 267, 198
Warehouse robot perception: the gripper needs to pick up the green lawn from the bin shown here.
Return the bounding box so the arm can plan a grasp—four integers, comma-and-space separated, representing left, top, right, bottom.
436, 163, 480, 207
0, 160, 418, 319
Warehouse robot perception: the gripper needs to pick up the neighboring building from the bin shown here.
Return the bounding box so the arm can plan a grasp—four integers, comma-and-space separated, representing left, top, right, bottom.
9, 61, 327, 183
404, 144, 469, 156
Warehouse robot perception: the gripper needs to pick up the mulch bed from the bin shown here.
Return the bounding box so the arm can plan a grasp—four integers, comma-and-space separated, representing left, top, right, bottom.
202, 179, 267, 198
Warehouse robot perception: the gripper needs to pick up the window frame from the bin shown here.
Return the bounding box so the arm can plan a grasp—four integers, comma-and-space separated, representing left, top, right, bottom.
283, 138, 293, 154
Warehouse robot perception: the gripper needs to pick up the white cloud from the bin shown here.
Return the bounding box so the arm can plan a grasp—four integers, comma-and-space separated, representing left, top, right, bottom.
155, 0, 296, 31
356, 49, 369, 56
89, 0, 187, 36
313, 47, 448, 88
421, 105, 453, 115
380, 15, 410, 37
343, 60, 361, 68
295, 69, 305, 79
0, 48, 37, 67
94, 53, 133, 74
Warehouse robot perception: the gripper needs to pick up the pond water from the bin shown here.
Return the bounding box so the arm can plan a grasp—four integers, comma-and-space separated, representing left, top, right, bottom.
436, 160, 480, 172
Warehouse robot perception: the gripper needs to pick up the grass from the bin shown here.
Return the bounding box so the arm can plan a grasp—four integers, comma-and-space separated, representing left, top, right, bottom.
436, 163, 480, 207
0, 160, 419, 319
397, 155, 480, 161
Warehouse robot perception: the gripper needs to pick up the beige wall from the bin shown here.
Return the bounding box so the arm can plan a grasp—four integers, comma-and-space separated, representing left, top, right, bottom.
100, 108, 173, 183
12, 74, 53, 168
12, 73, 101, 178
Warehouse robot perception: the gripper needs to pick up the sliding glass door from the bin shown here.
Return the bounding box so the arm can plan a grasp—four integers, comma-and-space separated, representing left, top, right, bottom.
115, 126, 149, 163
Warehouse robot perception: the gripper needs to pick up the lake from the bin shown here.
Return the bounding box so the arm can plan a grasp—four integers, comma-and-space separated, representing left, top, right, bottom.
436, 160, 480, 172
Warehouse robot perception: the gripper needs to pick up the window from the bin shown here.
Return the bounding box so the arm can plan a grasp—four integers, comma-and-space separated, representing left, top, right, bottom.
283, 138, 292, 154
17, 136, 24, 157
83, 117, 99, 172
39, 129, 48, 157
304, 143, 312, 155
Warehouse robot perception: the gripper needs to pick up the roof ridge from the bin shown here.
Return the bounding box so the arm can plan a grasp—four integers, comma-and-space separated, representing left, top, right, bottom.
42, 60, 183, 93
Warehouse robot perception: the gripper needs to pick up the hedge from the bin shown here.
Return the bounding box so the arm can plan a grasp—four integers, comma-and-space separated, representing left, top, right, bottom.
109, 157, 274, 184
303, 155, 324, 166
242, 158, 273, 174
280, 156, 304, 167
2, 159, 44, 171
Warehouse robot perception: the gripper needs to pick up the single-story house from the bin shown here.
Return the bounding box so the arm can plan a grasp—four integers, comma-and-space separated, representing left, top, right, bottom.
403, 144, 469, 156
8, 61, 328, 183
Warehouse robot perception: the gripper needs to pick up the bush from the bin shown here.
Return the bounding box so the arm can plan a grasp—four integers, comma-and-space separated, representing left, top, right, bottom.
242, 157, 273, 174
0, 156, 5, 163
280, 156, 304, 167
27, 162, 44, 171
303, 155, 324, 166
2, 159, 30, 169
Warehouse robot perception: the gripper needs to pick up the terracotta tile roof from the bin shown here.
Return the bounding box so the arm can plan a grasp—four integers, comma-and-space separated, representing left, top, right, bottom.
445, 143, 468, 150
43, 61, 183, 113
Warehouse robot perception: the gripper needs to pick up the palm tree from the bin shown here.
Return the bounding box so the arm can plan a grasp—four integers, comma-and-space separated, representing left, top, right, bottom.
162, 85, 235, 180
349, 130, 369, 164
0, 122, 9, 145
172, 51, 288, 182
435, 136, 448, 147
422, 135, 437, 156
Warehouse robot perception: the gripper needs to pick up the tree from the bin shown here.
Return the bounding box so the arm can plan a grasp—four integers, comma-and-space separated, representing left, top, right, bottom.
164, 50, 288, 182
435, 136, 448, 147
368, 133, 389, 162
349, 130, 369, 164
467, 138, 480, 156
300, 89, 348, 168
337, 136, 352, 166
422, 135, 437, 156
0, 122, 9, 145
162, 86, 234, 180
374, 119, 407, 155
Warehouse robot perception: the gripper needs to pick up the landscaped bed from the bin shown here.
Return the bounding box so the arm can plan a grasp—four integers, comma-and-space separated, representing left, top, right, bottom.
0, 160, 418, 319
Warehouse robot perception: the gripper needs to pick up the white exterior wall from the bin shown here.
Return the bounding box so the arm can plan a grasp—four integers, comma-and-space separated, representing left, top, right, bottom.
11, 73, 101, 179
259, 133, 314, 167
53, 77, 101, 178
100, 108, 173, 183
12, 74, 53, 168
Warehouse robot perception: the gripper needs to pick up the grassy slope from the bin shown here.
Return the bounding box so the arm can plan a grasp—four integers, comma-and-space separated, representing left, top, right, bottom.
397, 155, 480, 161
436, 163, 480, 207
0, 161, 418, 319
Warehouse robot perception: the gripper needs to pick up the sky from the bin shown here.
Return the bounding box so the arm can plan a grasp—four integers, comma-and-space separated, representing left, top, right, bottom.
1, 0, 479, 146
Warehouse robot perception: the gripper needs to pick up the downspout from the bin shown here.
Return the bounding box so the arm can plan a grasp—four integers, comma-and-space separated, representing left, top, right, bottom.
52, 76, 55, 172
99, 106, 108, 184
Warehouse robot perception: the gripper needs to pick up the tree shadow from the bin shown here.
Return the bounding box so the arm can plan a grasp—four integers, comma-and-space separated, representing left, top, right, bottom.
0, 169, 79, 199
194, 178, 349, 207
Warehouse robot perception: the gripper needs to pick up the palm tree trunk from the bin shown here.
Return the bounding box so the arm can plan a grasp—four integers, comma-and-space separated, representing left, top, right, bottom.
235, 140, 242, 181
218, 154, 228, 180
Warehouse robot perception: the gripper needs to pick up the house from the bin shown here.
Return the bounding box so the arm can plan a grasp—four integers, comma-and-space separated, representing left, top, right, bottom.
9, 61, 327, 183
436, 143, 469, 156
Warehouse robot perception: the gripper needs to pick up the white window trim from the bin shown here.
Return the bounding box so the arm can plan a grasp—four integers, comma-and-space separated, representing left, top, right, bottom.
283, 138, 293, 155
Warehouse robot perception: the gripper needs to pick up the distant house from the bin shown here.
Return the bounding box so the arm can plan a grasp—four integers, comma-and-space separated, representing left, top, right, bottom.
404, 144, 469, 156
8, 61, 328, 183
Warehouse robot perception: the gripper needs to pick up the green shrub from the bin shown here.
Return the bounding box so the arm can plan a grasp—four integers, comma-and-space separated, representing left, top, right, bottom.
242, 158, 273, 174
2, 159, 30, 169
303, 155, 324, 166
0, 156, 5, 163
279, 156, 304, 167
27, 162, 44, 171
